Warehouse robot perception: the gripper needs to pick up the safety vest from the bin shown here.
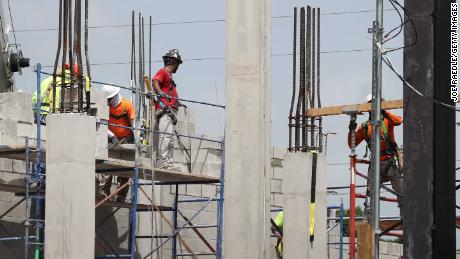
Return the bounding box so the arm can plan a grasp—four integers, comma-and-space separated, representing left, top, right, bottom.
361, 119, 398, 158
110, 100, 131, 124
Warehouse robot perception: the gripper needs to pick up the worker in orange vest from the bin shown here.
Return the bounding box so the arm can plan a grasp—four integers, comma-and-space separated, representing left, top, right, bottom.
99, 84, 136, 202
348, 94, 403, 219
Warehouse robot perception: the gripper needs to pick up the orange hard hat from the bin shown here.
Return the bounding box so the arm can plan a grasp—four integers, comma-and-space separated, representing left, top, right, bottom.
63, 63, 80, 75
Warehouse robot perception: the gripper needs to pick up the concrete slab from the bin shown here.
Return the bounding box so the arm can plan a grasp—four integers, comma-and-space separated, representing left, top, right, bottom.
45, 114, 95, 259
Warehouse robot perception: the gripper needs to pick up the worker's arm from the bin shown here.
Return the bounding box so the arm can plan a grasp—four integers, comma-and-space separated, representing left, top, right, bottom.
383, 110, 403, 126
347, 126, 364, 148
153, 79, 168, 98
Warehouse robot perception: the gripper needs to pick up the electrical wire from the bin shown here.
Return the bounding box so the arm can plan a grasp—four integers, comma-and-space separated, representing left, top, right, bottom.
377, 42, 460, 112
13, 9, 400, 33
39, 48, 378, 68
6, 0, 18, 51
382, 0, 406, 44
383, 0, 418, 53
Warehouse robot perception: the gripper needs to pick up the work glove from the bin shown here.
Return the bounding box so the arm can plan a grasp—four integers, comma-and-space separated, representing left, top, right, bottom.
109, 135, 120, 146
348, 120, 357, 131
146, 92, 152, 99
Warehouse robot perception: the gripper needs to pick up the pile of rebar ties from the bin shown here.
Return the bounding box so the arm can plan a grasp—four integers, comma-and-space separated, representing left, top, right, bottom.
51, 0, 91, 113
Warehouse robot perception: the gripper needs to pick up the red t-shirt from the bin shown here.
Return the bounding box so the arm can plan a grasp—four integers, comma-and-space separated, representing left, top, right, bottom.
152, 68, 178, 110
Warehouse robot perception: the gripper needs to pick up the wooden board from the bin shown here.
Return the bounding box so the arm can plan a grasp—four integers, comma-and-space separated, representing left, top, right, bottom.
97, 200, 172, 211
0, 146, 220, 184
96, 158, 220, 184
357, 221, 372, 259
0, 182, 40, 194
305, 99, 403, 117
380, 219, 403, 231
0, 145, 45, 162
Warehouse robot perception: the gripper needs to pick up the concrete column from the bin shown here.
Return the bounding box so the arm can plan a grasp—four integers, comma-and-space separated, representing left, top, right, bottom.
282, 152, 327, 259
282, 153, 311, 259
45, 114, 95, 259
224, 0, 272, 257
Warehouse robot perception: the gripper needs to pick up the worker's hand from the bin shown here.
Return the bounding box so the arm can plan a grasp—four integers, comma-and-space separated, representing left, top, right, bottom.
348, 120, 357, 131
145, 92, 152, 99
110, 135, 120, 146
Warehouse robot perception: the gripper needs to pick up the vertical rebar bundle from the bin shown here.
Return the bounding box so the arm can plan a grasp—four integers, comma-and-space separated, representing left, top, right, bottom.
289, 5, 322, 152
52, 0, 91, 114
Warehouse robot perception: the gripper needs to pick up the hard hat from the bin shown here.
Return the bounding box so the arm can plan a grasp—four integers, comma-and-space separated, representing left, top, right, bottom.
365, 93, 385, 103
365, 93, 373, 103
162, 49, 183, 64
63, 63, 80, 75
102, 84, 120, 99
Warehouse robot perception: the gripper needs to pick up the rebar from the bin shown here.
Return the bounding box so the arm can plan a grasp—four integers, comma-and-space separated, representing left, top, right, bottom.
317, 8, 323, 152
311, 8, 316, 149
60, 0, 68, 112
84, 0, 91, 114
68, 0, 74, 111
295, 7, 305, 150
289, 7, 297, 151
305, 6, 311, 149
52, 0, 63, 113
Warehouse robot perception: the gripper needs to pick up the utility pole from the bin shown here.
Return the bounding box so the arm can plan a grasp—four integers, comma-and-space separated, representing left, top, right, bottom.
369, 0, 384, 258
403, 0, 456, 258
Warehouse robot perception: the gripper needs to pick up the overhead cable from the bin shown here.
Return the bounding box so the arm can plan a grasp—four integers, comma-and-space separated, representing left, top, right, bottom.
13, 9, 400, 33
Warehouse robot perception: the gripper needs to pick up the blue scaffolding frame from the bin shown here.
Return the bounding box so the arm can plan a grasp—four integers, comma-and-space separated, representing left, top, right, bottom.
0, 63, 226, 259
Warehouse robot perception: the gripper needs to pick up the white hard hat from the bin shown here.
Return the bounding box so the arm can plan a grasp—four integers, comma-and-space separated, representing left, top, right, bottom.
365, 93, 373, 103
102, 85, 120, 98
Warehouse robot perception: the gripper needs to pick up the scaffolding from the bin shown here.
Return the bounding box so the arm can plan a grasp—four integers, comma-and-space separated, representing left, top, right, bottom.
0, 58, 226, 259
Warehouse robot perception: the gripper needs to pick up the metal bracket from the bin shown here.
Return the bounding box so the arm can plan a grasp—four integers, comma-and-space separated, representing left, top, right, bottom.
368, 21, 384, 34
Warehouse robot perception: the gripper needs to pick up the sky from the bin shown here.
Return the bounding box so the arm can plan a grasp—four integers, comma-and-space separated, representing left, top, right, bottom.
4, 0, 459, 248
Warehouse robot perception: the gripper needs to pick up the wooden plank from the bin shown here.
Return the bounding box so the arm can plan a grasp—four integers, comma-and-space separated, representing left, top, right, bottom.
97, 200, 171, 211
305, 99, 403, 117
0, 146, 220, 184
96, 157, 220, 184
357, 221, 372, 259
380, 219, 403, 231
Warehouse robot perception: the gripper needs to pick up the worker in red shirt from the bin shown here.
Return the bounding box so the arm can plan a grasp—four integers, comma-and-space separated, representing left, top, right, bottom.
99, 84, 136, 202
348, 94, 403, 219
152, 49, 183, 170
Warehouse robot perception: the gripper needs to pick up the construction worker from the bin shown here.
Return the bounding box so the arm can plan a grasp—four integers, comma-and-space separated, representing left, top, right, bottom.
99, 84, 136, 202
152, 49, 183, 170
348, 94, 403, 219
271, 211, 284, 258
32, 64, 79, 123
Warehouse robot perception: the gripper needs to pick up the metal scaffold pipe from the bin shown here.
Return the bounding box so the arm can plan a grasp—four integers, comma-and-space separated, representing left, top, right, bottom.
371, 0, 384, 257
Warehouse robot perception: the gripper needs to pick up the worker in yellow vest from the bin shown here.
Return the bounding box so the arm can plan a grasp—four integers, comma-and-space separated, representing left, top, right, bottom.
271, 211, 284, 259
32, 64, 79, 123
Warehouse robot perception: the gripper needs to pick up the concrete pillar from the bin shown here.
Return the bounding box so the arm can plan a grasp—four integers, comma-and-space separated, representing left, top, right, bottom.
282, 152, 327, 259
282, 153, 311, 259
223, 0, 272, 257
45, 114, 96, 259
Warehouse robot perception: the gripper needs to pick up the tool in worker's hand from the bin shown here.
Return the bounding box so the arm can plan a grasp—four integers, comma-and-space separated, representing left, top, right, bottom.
143, 75, 157, 103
